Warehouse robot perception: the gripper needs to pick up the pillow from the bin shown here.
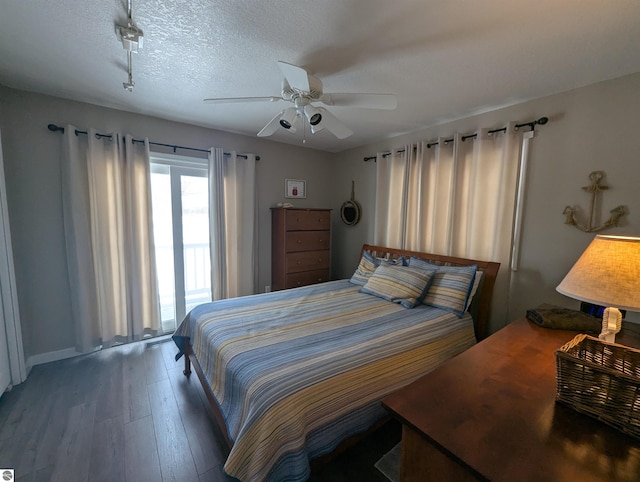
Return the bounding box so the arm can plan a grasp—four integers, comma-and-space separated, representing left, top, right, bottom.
465, 271, 484, 311
349, 250, 404, 286
408, 257, 477, 317
360, 263, 436, 308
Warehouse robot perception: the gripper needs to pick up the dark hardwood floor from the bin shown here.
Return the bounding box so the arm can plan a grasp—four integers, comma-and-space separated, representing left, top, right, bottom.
0, 337, 400, 481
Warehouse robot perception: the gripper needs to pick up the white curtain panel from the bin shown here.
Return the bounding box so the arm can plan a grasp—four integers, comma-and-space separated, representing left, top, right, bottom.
208, 148, 226, 301
373, 148, 409, 248
455, 127, 520, 264
404, 138, 458, 255
208, 148, 257, 300
374, 125, 525, 328
62, 126, 160, 352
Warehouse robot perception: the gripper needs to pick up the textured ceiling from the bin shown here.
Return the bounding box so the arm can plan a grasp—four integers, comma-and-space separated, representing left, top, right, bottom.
1, 0, 640, 152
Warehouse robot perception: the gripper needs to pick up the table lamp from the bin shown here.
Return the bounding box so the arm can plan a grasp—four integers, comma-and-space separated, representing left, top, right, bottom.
556, 235, 640, 343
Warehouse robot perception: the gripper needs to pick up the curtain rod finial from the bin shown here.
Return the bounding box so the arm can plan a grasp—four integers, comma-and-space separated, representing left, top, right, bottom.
48, 124, 64, 133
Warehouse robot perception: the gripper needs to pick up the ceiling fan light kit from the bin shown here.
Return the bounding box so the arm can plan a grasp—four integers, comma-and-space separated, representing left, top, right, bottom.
310, 122, 324, 135
279, 108, 297, 131
205, 61, 396, 142
303, 104, 322, 125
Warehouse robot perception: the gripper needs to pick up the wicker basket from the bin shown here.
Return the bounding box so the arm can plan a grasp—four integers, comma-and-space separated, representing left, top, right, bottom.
555, 333, 640, 439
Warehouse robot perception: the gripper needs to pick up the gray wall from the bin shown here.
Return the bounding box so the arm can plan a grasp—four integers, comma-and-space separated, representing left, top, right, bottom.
2, 70, 640, 363
330, 72, 640, 333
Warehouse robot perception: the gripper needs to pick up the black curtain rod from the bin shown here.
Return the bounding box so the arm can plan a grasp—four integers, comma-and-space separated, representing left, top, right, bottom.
363, 116, 548, 162
47, 124, 260, 161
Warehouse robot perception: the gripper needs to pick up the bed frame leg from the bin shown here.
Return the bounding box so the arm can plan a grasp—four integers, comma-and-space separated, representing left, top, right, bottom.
183, 355, 191, 377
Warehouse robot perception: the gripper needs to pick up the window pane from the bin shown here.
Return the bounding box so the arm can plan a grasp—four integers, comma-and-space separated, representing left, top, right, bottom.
150, 169, 176, 332
181, 175, 211, 314
151, 156, 210, 334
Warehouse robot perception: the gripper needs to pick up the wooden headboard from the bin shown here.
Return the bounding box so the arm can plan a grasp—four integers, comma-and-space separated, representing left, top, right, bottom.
360, 244, 500, 341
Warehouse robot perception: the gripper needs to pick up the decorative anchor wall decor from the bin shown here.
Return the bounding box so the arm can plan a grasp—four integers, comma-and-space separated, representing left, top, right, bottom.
563, 171, 627, 233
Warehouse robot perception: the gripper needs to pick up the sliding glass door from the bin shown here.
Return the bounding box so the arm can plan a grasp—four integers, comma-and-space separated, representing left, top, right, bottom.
150, 154, 211, 333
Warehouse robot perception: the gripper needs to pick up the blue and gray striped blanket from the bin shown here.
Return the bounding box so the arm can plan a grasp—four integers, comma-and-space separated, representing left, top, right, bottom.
173, 280, 476, 481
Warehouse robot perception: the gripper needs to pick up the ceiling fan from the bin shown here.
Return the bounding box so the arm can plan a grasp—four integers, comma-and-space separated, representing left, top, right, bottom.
204, 61, 397, 140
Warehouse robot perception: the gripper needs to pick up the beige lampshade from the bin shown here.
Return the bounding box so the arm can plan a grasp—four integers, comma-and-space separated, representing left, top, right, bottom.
556, 235, 640, 312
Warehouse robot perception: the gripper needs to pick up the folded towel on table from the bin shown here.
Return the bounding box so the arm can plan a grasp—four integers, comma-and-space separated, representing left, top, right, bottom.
526, 303, 601, 332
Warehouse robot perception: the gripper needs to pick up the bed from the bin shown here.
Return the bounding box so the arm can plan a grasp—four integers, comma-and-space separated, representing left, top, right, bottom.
172, 244, 500, 481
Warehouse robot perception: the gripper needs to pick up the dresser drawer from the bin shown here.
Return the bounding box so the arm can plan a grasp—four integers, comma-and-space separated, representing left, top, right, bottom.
286, 269, 330, 289
285, 210, 331, 231
286, 250, 330, 273
285, 230, 330, 252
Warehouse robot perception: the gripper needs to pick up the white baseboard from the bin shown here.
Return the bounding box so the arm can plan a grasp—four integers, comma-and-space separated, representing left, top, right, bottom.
26, 347, 81, 370
26, 335, 174, 371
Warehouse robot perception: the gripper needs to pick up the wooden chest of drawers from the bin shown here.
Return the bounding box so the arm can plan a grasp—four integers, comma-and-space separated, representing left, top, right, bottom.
271, 208, 331, 291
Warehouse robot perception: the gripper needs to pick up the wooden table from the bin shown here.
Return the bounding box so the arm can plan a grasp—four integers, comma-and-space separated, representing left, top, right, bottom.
382, 319, 640, 482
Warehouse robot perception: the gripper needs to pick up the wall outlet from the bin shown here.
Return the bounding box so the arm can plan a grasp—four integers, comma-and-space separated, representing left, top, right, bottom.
265, 285, 271, 293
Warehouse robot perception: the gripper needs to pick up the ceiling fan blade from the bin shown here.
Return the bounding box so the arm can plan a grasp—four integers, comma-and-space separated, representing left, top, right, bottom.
316, 108, 353, 139
204, 96, 282, 104
320, 93, 397, 110
277, 61, 322, 94
257, 111, 284, 137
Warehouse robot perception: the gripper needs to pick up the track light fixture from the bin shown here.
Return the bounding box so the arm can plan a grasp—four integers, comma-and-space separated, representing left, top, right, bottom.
116, 0, 143, 91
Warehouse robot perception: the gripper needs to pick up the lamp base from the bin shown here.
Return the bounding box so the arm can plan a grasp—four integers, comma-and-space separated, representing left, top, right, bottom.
599, 332, 617, 343
598, 306, 622, 343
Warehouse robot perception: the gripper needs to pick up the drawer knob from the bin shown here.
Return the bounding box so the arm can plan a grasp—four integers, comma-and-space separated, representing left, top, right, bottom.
297, 239, 302, 244
318, 258, 323, 262
296, 218, 301, 222
297, 261, 301, 264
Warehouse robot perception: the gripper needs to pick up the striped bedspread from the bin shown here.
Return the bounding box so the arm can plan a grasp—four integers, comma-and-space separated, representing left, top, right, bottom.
172, 280, 476, 481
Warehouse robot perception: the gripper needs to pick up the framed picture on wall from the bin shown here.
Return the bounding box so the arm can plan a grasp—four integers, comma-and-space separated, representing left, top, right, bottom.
285, 179, 306, 199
